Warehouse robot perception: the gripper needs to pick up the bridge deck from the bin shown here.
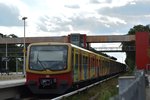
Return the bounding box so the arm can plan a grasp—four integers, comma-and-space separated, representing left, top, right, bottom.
0, 35, 135, 44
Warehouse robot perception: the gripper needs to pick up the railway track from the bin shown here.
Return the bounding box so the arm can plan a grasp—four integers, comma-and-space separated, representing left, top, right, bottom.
51, 74, 119, 100
20, 74, 119, 100
0, 74, 119, 100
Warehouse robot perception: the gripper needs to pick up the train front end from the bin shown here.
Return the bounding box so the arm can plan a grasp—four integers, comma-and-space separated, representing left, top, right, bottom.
25, 43, 73, 94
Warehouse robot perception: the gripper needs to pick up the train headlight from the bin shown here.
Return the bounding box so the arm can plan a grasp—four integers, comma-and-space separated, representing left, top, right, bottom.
60, 80, 68, 85
28, 80, 37, 85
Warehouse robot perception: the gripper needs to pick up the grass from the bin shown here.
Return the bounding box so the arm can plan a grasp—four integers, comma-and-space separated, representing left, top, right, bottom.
62, 77, 119, 100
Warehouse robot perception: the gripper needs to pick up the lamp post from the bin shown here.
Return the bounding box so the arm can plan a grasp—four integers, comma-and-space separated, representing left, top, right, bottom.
5, 36, 8, 70
22, 17, 27, 76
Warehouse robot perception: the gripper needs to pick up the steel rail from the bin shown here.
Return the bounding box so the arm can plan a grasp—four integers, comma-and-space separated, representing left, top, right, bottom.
51, 74, 119, 100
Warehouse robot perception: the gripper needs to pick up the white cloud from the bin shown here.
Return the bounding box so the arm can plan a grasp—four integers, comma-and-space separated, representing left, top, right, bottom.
110, 0, 135, 7
1, 0, 147, 63
107, 52, 126, 63
89, 0, 136, 9
0, 26, 23, 36
91, 42, 126, 63
0, 0, 149, 37
0, 0, 29, 17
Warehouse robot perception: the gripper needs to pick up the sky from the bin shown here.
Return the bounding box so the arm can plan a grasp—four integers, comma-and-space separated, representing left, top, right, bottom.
0, 0, 150, 63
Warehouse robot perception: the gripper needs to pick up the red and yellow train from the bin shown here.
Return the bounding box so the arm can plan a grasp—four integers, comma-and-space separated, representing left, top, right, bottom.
25, 42, 126, 94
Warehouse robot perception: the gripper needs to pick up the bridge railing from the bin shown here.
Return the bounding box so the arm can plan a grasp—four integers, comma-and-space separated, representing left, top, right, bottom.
93, 46, 135, 52
110, 70, 146, 100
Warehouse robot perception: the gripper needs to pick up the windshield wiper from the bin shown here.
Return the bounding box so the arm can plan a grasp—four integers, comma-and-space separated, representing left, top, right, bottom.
37, 54, 47, 70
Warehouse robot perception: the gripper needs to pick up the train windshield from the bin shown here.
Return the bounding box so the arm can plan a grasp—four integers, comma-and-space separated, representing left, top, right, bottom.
29, 45, 68, 71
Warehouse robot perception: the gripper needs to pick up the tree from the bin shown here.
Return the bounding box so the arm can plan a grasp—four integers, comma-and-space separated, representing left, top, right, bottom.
122, 25, 150, 72
0, 33, 23, 72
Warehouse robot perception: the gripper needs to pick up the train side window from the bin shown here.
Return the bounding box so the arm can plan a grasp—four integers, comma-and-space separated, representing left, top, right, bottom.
71, 49, 75, 66
92, 58, 95, 67
75, 54, 79, 66
99, 59, 101, 67
83, 56, 85, 64
72, 49, 79, 81
86, 56, 88, 64
80, 53, 82, 66
102, 60, 104, 75
83, 56, 88, 79
99, 59, 101, 73
83, 56, 88, 65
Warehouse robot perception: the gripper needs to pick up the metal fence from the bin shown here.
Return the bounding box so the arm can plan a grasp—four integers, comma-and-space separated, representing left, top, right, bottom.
110, 70, 146, 100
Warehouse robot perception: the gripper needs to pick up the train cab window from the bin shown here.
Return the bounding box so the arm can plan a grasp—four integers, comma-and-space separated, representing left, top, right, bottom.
29, 45, 68, 71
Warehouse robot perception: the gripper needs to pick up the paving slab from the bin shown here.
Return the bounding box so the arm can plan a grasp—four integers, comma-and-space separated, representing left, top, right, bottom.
146, 74, 150, 100
0, 79, 25, 88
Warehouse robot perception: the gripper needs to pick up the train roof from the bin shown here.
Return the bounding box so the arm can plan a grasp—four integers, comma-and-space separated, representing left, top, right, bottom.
70, 43, 117, 62
28, 42, 121, 63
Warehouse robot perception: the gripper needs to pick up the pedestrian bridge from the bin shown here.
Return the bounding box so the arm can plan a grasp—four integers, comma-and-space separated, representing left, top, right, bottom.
93, 46, 135, 52
0, 35, 135, 44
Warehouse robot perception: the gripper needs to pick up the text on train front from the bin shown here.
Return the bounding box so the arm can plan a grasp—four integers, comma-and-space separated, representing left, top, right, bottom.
29, 45, 68, 71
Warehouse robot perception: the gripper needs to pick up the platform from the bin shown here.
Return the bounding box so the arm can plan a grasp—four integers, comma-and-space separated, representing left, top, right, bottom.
146, 74, 150, 100
0, 72, 24, 80
0, 79, 25, 88
0, 78, 26, 100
